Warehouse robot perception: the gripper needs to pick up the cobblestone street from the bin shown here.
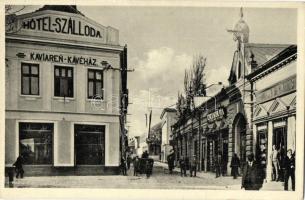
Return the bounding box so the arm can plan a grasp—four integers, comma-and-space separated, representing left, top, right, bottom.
5, 162, 285, 190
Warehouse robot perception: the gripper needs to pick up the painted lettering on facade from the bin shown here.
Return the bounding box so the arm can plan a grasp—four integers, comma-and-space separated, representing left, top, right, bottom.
30, 52, 98, 66
256, 75, 296, 103
207, 108, 226, 123
22, 16, 102, 38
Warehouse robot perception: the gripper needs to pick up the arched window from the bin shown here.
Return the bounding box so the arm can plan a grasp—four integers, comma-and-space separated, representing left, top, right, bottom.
238, 62, 242, 79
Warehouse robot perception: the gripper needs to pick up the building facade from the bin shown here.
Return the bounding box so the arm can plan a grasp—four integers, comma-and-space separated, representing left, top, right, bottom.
5, 5, 129, 175
171, 10, 297, 180
247, 45, 297, 181
160, 108, 177, 162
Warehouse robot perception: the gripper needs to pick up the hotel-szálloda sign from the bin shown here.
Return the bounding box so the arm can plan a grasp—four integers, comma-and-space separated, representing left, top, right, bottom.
7, 11, 120, 45
22, 16, 102, 38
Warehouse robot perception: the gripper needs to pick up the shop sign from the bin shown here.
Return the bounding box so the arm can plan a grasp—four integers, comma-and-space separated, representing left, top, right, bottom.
257, 125, 267, 131
256, 76, 296, 103
207, 108, 226, 123
273, 120, 286, 128
29, 52, 98, 67
22, 16, 103, 38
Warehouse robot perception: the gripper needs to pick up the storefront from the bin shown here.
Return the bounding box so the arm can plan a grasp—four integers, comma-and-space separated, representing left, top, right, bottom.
5, 5, 128, 175
248, 45, 297, 181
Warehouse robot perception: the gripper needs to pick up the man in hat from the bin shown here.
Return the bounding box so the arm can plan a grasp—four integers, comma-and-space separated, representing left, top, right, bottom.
167, 149, 175, 174
190, 155, 198, 177
241, 153, 263, 190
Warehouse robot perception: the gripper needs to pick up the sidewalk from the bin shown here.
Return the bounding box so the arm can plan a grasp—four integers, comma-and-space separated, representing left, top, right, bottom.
155, 161, 285, 191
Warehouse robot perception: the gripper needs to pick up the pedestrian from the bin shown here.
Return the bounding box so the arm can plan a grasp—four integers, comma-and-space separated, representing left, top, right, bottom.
279, 146, 286, 182
283, 149, 295, 191
190, 155, 197, 177
13, 154, 24, 179
133, 156, 139, 176
145, 159, 153, 178
241, 153, 263, 190
179, 156, 187, 177
270, 145, 280, 181
121, 157, 127, 176
127, 154, 131, 170
142, 150, 149, 159
215, 152, 222, 178
167, 150, 175, 174
230, 153, 240, 179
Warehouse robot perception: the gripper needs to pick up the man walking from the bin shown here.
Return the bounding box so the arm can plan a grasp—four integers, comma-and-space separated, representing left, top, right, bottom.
215, 152, 222, 178
167, 150, 175, 174
270, 145, 280, 181
283, 149, 295, 191
190, 155, 197, 177
179, 156, 187, 177
13, 154, 24, 179
230, 153, 240, 179
127, 154, 131, 170
241, 153, 263, 190
121, 157, 127, 176
133, 156, 139, 176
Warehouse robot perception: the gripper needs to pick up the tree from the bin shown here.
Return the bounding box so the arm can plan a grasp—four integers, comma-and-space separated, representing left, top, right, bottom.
5, 5, 26, 34
180, 54, 207, 113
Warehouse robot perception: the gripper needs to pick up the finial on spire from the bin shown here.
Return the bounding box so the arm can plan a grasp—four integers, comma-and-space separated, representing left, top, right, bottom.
240, 7, 243, 19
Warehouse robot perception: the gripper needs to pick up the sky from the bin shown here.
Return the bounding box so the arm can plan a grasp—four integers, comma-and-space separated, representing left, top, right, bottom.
13, 5, 297, 138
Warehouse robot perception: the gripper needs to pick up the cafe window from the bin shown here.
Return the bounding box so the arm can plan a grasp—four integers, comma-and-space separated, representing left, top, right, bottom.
54, 66, 73, 97
88, 69, 104, 99
75, 125, 105, 165
21, 63, 39, 95
19, 123, 53, 165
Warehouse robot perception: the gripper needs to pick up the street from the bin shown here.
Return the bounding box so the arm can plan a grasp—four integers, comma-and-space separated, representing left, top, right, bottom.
5, 162, 284, 190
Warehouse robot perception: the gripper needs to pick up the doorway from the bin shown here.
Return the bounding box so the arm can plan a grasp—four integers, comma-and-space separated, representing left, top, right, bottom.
75, 124, 105, 165
233, 114, 247, 166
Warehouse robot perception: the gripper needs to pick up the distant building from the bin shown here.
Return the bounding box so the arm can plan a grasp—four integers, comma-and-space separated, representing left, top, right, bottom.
146, 122, 162, 160
171, 9, 296, 180
160, 108, 177, 162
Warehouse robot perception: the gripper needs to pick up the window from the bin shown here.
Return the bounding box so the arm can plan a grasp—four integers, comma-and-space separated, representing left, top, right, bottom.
19, 123, 53, 165
21, 63, 39, 95
75, 125, 105, 165
54, 66, 73, 97
88, 69, 104, 99
238, 62, 242, 79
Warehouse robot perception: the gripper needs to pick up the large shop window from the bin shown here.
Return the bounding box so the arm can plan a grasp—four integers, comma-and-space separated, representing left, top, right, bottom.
19, 123, 53, 165
75, 125, 105, 165
54, 66, 73, 97
21, 63, 39, 95
88, 69, 104, 99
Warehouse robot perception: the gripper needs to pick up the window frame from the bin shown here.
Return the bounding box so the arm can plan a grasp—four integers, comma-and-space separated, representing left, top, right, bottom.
54, 65, 74, 98
87, 69, 104, 100
18, 122, 54, 165
21, 62, 40, 96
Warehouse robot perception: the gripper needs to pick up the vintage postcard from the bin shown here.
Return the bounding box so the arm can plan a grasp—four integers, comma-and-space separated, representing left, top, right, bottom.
1, 1, 304, 199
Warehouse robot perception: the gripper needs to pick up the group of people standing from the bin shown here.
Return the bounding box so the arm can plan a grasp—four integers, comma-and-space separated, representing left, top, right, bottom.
270, 145, 295, 191
180, 155, 198, 177
121, 150, 153, 178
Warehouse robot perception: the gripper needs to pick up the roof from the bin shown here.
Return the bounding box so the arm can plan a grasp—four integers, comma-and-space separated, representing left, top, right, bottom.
160, 107, 177, 119
35, 5, 85, 16
244, 43, 291, 71
247, 45, 297, 80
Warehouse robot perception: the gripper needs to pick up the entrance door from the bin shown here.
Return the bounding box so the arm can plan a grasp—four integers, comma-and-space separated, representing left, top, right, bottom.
240, 131, 247, 166
202, 140, 206, 170
75, 125, 105, 165
233, 114, 247, 166
222, 132, 229, 175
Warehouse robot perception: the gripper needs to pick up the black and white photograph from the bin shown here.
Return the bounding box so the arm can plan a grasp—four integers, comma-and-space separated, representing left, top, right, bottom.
2, 1, 304, 199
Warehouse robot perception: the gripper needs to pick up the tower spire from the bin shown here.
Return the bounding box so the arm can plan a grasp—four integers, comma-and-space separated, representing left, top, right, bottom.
240, 7, 243, 19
